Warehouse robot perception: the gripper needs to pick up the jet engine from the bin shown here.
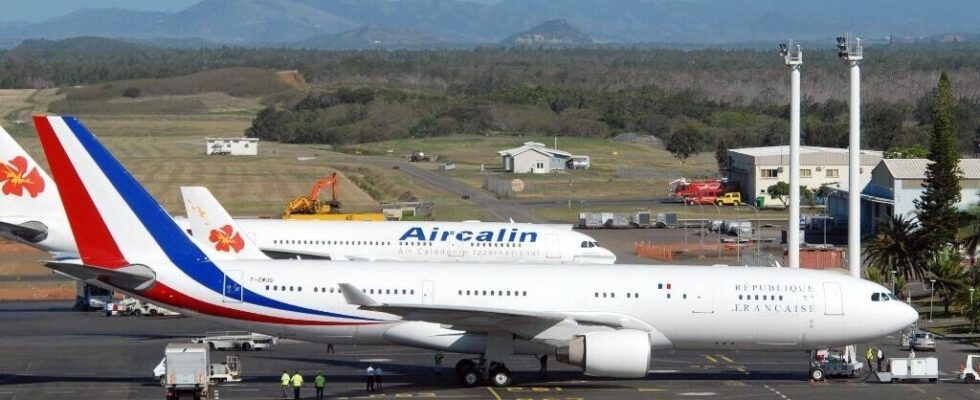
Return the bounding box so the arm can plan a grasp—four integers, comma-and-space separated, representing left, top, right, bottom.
556, 329, 651, 378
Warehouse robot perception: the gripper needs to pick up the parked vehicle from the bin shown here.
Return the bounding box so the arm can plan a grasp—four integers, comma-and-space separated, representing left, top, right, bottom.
191, 331, 277, 351
877, 357, 939, 383
161, 343, 210, 400
715, 192, 742, 206
810, 348, 863, 380
112, 297, 179, 317
911, 331, 936, 351
155, 354, 242, 386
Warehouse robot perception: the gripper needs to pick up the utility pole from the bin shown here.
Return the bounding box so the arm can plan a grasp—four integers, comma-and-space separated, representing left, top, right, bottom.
780, 40, 802, 268
837, 33, 863, 279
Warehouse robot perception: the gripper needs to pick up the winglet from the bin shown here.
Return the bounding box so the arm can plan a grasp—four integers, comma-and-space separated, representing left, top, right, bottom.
338, 283, 382, 307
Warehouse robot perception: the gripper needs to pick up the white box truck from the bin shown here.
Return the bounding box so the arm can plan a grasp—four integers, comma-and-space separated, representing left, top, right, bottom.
162, 343, 210, 400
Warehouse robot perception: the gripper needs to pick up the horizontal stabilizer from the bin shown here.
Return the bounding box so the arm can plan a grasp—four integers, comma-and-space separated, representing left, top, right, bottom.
44, 261, 156, 291
0, 220, 47, 243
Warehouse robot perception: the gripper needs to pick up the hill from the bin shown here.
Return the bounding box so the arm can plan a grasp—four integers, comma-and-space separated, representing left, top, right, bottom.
296, 25, 458, 50
502, 19, 595, 47
5, 0, 980, 46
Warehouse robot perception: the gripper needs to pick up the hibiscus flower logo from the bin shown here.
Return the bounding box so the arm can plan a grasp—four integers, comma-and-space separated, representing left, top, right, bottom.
209, 225, 245, 253
0, 156, 45, 198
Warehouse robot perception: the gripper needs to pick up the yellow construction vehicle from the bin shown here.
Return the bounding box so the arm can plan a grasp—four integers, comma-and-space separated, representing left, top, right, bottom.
282, 173, 385, 221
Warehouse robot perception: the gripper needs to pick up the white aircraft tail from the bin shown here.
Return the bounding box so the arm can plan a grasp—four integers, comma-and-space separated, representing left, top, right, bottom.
0, 124, 63, 219
181, 186, 269, 260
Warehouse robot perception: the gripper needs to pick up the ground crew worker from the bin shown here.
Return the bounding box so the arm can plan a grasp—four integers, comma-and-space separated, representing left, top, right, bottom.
366, 364, 375, 392
539, 354, 548, 375
375, 365, 383, 392
314, 372, 326, 400
434, 352, 444, 373
280, 370, 290, 398
876, 348, 884, 372
865, 346, 874, 372
291, 371, 304, 400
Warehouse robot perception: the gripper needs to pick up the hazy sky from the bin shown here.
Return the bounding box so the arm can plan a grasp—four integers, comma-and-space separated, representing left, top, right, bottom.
0, 0, 504, 23
0, 0, 202, 22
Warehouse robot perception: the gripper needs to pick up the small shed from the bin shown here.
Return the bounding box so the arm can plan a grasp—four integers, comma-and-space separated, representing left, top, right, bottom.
206, 137, 259, 156
497, 141, 587, 174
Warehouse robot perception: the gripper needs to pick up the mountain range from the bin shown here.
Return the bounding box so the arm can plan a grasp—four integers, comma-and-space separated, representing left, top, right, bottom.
2, 0, 980, 47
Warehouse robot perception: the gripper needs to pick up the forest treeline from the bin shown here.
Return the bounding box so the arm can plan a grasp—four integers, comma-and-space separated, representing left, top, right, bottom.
8, 37, 980, 154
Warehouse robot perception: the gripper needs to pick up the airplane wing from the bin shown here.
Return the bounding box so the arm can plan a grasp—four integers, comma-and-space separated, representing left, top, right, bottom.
44, 261, 156, 292
337, 283, 663, 342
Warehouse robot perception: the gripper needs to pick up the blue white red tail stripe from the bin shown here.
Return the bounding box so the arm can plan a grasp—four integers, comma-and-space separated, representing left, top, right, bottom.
35, 115, 376, 323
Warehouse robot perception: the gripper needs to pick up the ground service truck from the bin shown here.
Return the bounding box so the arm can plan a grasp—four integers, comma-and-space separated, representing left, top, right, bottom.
162, 343, 210, 400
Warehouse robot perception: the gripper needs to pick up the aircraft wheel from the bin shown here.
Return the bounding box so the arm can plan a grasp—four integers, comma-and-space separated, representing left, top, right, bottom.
967, 374, 976, 383
489, 365, 512, 387
455, 359, 475, 375
457, 365, 482, 387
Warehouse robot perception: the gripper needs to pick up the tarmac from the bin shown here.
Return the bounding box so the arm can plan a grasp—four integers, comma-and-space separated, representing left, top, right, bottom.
1, 301, 979, 400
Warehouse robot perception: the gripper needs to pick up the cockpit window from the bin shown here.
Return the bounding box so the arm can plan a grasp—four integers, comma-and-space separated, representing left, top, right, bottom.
871, 293, 880, 301
581, 241, 589, 248
887, 293, 898, 300
872, 292, 897, 302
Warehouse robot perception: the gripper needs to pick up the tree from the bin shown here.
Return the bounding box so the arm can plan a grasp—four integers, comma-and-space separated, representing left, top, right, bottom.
884, 144, 929, 159
928, 247, 965, 314
915, 72, 962, 251
863, 214, 927, 282
665, 124, 705, 160
766, 181, 789, 206
714, 137, 730, 173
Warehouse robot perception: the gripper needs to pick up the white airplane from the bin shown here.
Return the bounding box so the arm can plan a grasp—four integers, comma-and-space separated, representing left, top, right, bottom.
34, 115, 917, 387
181, 186, 615, 263
0, 125, 615, 264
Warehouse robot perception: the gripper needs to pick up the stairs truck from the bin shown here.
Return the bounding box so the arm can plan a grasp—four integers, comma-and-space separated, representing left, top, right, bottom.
161, 343, 210, 400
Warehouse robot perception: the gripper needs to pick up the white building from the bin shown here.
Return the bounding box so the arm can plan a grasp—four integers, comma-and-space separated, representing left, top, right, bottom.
727, 145, 882, 203
497, 142, 589, 174
206, 137, 259, 156
828, 158, 980, 234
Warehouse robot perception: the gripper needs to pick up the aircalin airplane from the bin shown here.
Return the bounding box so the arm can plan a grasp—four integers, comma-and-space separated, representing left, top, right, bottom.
34, 115, 917, 386
181, 186, 615, 263
0, 125, 615, 264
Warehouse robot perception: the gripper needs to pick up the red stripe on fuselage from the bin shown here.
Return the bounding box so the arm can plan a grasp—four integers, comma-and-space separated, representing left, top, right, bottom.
143, 282, 380, 326
33, 116, 127, 268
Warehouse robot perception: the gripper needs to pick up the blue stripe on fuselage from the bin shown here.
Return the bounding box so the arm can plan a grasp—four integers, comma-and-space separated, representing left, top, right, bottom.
63, 117, 373, 321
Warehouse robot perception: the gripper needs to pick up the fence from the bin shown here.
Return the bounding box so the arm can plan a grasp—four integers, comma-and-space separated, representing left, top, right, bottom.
483, 175, 534, 198
634, 241, 777, 264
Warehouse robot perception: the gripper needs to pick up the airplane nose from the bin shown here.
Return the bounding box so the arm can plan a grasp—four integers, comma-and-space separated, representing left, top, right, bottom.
601, 248, 617, 263
900, 302, 919, 328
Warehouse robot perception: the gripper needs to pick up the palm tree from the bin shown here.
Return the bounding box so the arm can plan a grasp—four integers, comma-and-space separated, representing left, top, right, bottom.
863, 214, 928, 282
958, 211, 980, 264
928, 248, 965, 314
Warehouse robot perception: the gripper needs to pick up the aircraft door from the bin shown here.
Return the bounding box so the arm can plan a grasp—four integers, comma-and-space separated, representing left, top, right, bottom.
823, 282, 844, 315
422, 280, 434, 304
546, 234, 560, 259
223, 270, 244, 303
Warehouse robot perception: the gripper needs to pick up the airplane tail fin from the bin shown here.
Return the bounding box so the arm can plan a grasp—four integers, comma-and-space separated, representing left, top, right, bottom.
0, 123, 63, 219
181, 186, 269, 260
32, 115, 211, 268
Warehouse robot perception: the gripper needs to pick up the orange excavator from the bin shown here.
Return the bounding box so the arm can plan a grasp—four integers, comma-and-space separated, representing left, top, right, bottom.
282, 172, 384, 221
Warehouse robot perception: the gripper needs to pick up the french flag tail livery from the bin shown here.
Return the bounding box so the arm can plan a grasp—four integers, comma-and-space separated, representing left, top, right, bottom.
34, 115, 371, 325
181, 186, 269, 260
33, 115, 208, 269
0, 123, 62, 218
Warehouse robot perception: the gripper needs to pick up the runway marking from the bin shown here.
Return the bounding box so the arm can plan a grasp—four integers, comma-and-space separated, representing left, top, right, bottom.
716, 354, 734, 363
486, 386, 503, 400
359, 358, 394, 362
909, 386, 926, 394
703, 355, 718, 363
647, 369, 681, 373
724, 381, 745, 387
506, 387, 562, 392
735, 366, 749, 375
678, 393, 717, 396
637, 387, 664, 392
764, 385, 792, 400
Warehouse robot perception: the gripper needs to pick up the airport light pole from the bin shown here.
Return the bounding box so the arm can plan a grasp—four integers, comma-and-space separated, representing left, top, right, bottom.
714, 203, 722, 259
697, 202, 705, 254
837, 33, 863, 279
929, 278, 936, 322
780, 40, 802, 268
683, 200, 689, 249
745, 204, 762, 253
972, 287, 977, 333
891, 269, 897, 294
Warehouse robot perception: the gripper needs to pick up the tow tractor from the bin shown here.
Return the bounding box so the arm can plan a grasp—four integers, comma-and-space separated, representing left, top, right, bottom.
959, 355, 980, 383
809, 346, 863, 381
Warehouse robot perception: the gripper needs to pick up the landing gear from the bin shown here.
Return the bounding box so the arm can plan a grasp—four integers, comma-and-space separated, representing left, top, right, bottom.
454, 358, 513, 387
